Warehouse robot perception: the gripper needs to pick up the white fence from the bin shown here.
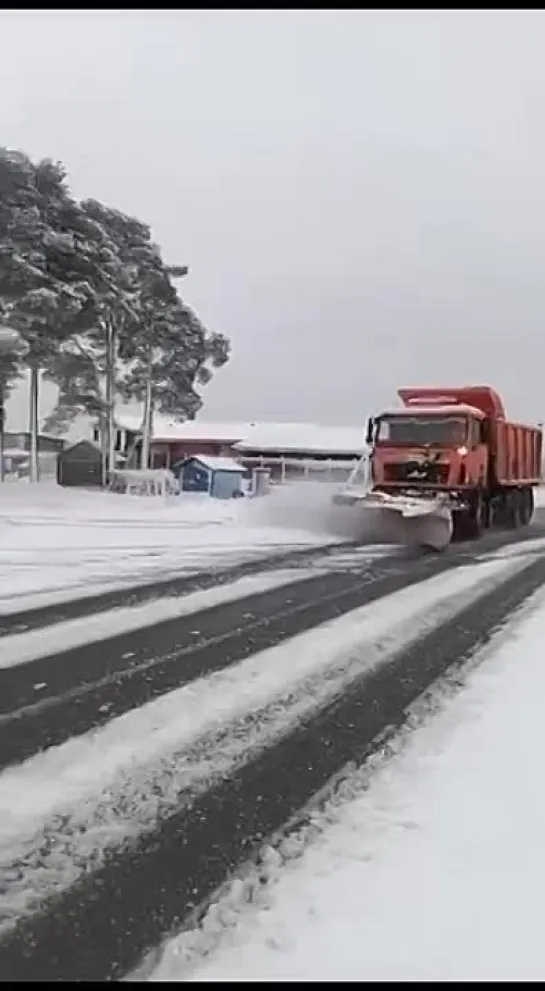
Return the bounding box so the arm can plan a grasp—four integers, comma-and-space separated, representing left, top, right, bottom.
240, 455, 360, 484
109, 468, 179, 497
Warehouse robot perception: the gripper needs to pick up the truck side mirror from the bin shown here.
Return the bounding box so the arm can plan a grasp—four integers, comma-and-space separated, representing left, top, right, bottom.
366, 417, 375, 446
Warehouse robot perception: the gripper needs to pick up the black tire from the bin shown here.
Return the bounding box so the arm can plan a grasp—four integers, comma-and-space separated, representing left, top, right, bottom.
528, 486, 535, 524
505, 489, 522, 529
486, 496, 500, 530
452, 511, 465, 542
519, 487, 534, 527
456, 492, 485, 541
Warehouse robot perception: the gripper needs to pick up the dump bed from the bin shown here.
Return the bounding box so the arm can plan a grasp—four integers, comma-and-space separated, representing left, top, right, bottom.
492, 421, 542, 486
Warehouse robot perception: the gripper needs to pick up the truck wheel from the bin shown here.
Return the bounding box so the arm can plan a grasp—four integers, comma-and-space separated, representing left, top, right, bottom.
505, 490, 522, 529
519, 487, 534, 527
527, 487, 535, 524
461, 493, 485, 540
488, 496, 501, 530
452, 511, 465, 542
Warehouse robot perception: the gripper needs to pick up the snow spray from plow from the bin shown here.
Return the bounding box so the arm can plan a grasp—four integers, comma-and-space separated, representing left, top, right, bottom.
333, 457, 453, 552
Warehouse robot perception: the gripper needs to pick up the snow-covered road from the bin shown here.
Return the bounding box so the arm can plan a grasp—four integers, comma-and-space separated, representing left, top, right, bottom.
155, 585, 545, 982
0, 551, 527, 931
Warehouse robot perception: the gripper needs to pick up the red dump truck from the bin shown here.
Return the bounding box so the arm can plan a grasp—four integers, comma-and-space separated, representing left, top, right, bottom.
336, 386, 543, 549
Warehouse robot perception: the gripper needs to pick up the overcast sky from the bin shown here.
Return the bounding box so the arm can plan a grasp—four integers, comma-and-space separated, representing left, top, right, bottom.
2, 9, 545, 429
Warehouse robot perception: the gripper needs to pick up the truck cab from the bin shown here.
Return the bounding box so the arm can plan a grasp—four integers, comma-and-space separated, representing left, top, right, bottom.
367, 400, 490, 497
335, 385, 540, 547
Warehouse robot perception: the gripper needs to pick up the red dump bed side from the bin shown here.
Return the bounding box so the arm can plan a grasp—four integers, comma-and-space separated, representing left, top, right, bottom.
492, 421, 542, 486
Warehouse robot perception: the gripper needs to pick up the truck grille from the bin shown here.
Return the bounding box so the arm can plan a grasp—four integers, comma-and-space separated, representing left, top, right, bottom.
384, 461, 450, 484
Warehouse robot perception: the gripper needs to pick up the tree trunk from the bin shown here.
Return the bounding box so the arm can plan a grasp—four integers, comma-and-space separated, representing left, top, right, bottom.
29, 366, 39, 483
140, 368, 153, 470
102, 319, 117, 487
99, 411, 108, 488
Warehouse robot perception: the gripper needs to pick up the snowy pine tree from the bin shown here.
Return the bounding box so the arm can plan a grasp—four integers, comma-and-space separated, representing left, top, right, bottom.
1, 147, 231, 480
0, 150, 107, 479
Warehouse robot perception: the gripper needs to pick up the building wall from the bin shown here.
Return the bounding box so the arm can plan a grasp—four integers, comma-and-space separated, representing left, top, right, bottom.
5, 432, 64, 454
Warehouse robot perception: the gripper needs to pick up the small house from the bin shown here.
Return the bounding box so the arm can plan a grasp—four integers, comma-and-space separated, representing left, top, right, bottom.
57, 440, 102, 487
175, 455, 245, 499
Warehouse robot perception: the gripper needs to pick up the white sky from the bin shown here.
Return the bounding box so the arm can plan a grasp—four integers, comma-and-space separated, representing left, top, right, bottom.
2, 9, 545, 428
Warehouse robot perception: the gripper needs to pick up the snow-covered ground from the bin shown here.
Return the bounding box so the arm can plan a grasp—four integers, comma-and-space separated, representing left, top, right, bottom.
152, 581, 545, 982
0, 481, 362, 612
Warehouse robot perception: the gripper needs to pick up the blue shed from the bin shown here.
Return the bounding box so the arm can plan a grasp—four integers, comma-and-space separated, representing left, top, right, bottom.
175, 455, 245, 499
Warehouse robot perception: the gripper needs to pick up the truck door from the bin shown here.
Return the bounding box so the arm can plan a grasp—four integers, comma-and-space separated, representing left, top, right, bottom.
471, 418, 488, 485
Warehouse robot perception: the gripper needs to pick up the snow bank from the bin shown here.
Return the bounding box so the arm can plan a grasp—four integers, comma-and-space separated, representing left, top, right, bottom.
162, 585, 545, 982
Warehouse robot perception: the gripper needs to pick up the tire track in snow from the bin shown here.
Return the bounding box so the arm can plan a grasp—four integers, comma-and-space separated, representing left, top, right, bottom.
0, 537, 378, 636
0, 536, 521, 770
1, 549, 545, 980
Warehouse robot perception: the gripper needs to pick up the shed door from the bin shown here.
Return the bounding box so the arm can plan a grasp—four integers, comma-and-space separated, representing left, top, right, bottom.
60, 459, 102, 486
211, 471, 240, 499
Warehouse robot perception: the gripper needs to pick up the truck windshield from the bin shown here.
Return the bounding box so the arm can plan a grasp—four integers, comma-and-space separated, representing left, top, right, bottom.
376, 416, 467, 446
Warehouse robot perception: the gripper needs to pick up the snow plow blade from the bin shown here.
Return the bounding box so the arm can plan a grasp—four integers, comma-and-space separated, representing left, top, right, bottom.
332, 489, 453, 551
